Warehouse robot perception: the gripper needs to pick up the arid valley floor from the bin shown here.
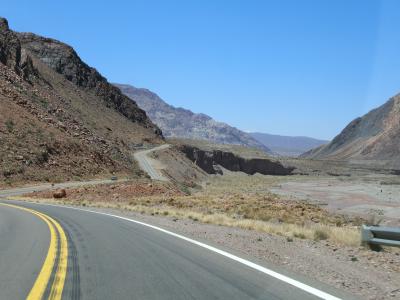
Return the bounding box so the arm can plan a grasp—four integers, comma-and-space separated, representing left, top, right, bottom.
10, 150, 400, 300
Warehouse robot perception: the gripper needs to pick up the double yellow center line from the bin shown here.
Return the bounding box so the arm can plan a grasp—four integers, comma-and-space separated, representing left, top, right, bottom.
0, 203, 68, 300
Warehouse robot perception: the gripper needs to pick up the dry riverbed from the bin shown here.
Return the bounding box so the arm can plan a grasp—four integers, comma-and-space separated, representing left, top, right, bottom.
271, 174, 400, 226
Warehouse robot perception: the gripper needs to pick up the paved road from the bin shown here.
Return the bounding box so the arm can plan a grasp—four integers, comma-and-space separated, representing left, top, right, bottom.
0, 204, 49, 299
0, 196, 356, 299
133, 144, 170, 181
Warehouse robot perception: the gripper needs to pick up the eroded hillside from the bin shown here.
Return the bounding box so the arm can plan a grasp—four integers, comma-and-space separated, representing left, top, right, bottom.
0, 18, 162, 185
302, 95, 400, 168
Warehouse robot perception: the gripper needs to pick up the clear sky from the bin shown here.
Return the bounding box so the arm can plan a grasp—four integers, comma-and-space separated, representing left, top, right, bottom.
3, 0, 400, 140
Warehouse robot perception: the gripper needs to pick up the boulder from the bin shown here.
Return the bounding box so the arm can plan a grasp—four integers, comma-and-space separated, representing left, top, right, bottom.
53, 189, 67, 199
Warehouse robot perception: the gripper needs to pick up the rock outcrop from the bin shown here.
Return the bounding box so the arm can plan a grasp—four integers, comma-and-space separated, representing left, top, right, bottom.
180, 145, 293, 175
114, 83, 271, 153
17, 33, 160, 133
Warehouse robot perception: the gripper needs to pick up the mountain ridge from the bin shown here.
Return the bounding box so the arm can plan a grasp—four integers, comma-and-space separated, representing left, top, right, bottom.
250, 132, 328, 157
115, 83, 272, 153
302, 94, 400, 168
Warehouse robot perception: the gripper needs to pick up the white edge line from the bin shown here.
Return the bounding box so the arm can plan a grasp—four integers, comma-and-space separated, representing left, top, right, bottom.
17, 201, 341, 300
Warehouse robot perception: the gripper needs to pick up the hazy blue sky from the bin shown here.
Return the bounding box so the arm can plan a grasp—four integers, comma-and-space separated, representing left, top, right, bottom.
3, 0, 400, 139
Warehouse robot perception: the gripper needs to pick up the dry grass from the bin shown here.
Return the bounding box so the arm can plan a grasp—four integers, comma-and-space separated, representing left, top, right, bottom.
15, 171, 365, 248
11, 193, 361, 247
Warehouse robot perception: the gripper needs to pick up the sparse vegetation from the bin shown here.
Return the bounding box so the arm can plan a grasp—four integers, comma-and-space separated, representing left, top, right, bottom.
5, 119, 14, 132
314, 229, 329, 241
35, 150, 49, 164
365, 214, 383, 226
11, 195, 361, 246
16, 172, 364, 247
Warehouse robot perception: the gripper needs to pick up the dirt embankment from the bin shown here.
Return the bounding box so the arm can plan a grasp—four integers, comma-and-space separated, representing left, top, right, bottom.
179, 145, 294, 175
28, 180, 183, 203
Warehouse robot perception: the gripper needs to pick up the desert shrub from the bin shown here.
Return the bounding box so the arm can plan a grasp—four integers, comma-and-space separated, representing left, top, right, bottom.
2, 163, 25, 177
36, 150, 49, 164
5, 119, 14, 132
3, 169, 13, 177
294, 232, 306, 239
179, 185, 191, 195
314, 229, 329, 241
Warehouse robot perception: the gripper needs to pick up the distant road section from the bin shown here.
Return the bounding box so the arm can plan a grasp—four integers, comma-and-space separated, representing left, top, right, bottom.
134, 144, 170, 181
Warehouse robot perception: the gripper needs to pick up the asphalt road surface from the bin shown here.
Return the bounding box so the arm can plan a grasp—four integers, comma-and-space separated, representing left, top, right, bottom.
0, 189, 356, 299
133, 144, 170, 181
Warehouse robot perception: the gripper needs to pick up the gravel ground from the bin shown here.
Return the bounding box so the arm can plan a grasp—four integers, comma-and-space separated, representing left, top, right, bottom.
80, 205, 400, 300
271, 176, 400, 226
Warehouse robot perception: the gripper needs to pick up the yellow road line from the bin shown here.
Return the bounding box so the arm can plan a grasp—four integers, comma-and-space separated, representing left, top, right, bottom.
46, 214, 68, 300
0, 203, 68, 300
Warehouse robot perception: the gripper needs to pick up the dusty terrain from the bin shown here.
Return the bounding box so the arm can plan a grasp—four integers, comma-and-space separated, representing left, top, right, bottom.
25, 172, 363, 246
12, 153, 400, 300
271, 175, 400, 226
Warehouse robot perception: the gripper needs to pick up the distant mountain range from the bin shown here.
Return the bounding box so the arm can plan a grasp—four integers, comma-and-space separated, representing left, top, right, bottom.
115, 84, 272, 153
302, 94, 400, 168
250, 133, 328, 157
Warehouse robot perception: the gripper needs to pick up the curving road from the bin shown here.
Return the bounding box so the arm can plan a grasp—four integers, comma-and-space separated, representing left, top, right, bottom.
133, 144, 170, 181
0, 187, 356, 300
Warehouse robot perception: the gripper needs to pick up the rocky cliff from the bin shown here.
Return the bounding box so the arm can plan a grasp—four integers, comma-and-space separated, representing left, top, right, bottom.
302, 95, 400, 168
17, 33, 160, 133
179, 145, 293, 175
114, 83, 271, 153
0, 17, 162, 184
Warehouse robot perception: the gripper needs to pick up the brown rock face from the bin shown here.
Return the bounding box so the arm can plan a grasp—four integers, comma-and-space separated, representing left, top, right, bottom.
302, 95, 400, 169
17, 33, 161, 134
180, 145, 294, 175
0, 18, 21, 73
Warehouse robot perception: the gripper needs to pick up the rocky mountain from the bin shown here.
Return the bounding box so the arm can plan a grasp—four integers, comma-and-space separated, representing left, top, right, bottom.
114, 84, 271, 153
250, 132, 328, 157
0, 17, 162, 185
302, 95, 400, 168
